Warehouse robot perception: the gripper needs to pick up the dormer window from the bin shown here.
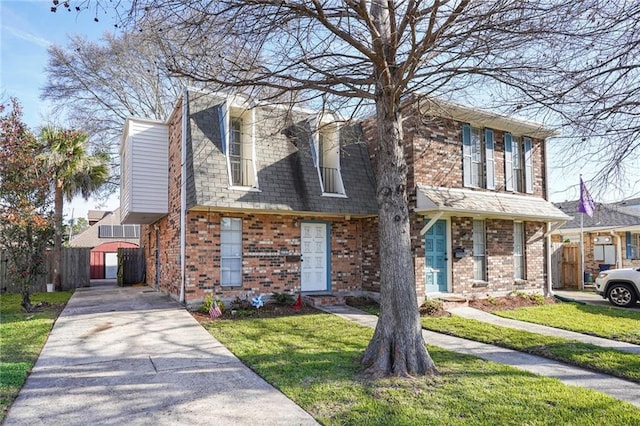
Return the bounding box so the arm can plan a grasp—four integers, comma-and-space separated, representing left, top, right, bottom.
311, 118, 345, 196
221, 100, 257, 189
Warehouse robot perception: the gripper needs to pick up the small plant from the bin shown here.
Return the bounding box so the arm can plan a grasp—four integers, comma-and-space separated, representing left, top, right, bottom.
230, 295, 253, 310
420, 298, 444, 316
199, 294, 224, 314
271, 292, 295, 305
486, 296, 497, 305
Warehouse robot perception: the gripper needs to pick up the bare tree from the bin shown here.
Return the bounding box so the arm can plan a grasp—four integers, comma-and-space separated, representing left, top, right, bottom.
41, 28, 191, 195
59, 0, 623, 377
492, 2, 640, 200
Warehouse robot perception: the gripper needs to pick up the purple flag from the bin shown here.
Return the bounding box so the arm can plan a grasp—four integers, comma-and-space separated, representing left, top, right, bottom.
577, 178, 595, 217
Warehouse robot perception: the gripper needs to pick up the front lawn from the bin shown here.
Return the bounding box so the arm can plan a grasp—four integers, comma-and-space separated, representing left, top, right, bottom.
421, 316, 640, 383
494, 303, 640, 345
0, 291, 72, 422
201, 312, 640, 425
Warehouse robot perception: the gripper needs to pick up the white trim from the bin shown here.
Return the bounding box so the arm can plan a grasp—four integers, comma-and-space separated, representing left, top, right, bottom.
420, 212, 444, 235
321, 192, 348, 198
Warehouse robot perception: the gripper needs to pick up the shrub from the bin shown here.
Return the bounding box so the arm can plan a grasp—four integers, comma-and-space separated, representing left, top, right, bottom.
271, 292, 295, 305
420, 298, 444, 316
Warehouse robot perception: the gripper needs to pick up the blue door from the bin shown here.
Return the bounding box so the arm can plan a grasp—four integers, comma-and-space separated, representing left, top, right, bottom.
425, 220, 448, 292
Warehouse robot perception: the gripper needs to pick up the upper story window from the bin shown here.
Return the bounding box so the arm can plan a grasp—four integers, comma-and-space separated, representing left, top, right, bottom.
219, 98, 257, 189
462, 125, 495, 190
504, 133, 533, 194
309, 117, 346, 196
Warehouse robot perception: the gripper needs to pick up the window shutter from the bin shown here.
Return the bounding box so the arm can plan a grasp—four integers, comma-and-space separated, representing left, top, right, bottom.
485, 129, 495, 190
626, 231, 632, 259
524, 137, 533, 194
462, 124, 472, 187
217, 103, 227, 155
504, 133, 513, 191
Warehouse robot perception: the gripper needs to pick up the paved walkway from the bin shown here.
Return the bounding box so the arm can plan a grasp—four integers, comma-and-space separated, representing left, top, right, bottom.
320, 305, 640, 407
447, 306, 640, 354
4, 285, 318, 426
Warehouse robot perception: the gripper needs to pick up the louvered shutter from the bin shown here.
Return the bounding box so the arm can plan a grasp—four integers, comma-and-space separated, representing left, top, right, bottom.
485, 129, 495, 190
462, 124, 472, 187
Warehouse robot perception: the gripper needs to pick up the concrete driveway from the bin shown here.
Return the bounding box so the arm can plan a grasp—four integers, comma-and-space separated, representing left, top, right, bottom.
4, 285, 318, 426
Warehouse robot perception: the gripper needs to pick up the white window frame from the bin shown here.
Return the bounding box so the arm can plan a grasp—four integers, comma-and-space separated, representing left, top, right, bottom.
462, 125, 495, 189
473, 219, 487, 281
220, 217, 242, 287
505, 133, 533, 194
222, 98, 258, 190
310, 116, 346, 197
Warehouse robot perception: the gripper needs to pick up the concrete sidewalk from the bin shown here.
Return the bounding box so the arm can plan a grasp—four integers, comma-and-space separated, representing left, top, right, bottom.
4, 285, 318, 426
448, 306, 640, 354
320, 305, 640, 407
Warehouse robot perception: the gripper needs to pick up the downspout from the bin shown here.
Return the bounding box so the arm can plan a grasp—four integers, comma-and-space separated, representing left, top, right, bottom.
545, 222, 554, 296
179, 89, 188, 304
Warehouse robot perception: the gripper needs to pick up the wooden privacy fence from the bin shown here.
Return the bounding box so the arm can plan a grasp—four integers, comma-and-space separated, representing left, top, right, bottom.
0, 248, 90, 293
118, 247, 146, 286
560, 243, 581, 289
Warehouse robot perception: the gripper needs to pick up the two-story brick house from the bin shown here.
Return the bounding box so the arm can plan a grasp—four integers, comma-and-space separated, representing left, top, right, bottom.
362, 98, 570, 299
120, 89, 568, 306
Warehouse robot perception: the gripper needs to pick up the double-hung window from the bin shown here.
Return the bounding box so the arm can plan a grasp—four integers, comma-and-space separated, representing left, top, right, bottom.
473, 219, 487, 281
513, 221, 526, 280
462, 125, 495, 190
220, 218, 242, 286
504, 133, 533, 194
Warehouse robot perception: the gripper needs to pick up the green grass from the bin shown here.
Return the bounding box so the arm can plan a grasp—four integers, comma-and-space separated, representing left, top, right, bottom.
494, 303, 640, 345
421, 316, 640, 383
203, 312, 640, 425
0, 291, 72, 421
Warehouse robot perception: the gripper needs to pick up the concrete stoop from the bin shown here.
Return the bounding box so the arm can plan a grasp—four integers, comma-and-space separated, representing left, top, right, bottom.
303, 294, 346, 307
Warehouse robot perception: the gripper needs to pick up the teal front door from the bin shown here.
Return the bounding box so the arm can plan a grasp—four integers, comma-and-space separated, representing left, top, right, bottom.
425, 219, 448, 292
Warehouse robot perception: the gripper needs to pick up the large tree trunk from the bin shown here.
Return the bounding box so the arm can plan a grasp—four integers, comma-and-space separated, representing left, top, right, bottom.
53, 182, 64, 291
361, 0, 437, 378
361, 90, 437, 377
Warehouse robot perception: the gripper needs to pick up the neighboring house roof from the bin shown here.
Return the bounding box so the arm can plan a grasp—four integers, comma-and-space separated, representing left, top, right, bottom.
416, 186, 570, 222
185, 90, 379, 216
553, 200, 640, 233
87, 210, 109, 225
69, 208, 140, 248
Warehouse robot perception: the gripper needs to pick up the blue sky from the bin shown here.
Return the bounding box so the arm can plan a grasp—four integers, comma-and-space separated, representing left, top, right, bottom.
1, 0, 120, 219
1, 0, 638, 215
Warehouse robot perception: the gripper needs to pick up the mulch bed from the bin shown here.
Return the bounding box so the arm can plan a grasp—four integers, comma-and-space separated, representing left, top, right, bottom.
191, 294, 557, 323
469, 295, 557, 313
192, 303, 319, 322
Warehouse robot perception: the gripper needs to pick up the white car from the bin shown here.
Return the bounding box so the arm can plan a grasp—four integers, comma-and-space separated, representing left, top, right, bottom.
595, 268, 640, 308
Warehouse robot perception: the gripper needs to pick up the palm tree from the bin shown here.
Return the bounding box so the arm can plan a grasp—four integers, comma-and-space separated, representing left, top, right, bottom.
40, 127, 109, 291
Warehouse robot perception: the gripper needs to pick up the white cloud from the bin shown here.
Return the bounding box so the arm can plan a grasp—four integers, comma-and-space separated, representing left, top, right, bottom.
3, 25, 51, 48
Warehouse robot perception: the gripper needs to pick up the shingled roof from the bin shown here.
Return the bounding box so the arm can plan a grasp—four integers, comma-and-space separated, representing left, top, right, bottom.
554, 200, 640, 231
185, 90, 378, 216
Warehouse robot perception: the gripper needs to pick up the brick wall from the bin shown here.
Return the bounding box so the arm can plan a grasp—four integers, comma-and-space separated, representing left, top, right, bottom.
178, 211, 368, 304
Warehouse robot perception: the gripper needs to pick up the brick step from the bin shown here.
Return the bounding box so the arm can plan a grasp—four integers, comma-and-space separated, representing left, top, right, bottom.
437, 296, 468, 310
303, 294, 345, 307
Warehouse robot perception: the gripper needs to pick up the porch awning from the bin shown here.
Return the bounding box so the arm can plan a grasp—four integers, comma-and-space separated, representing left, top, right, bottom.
416, 186, 571, 222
